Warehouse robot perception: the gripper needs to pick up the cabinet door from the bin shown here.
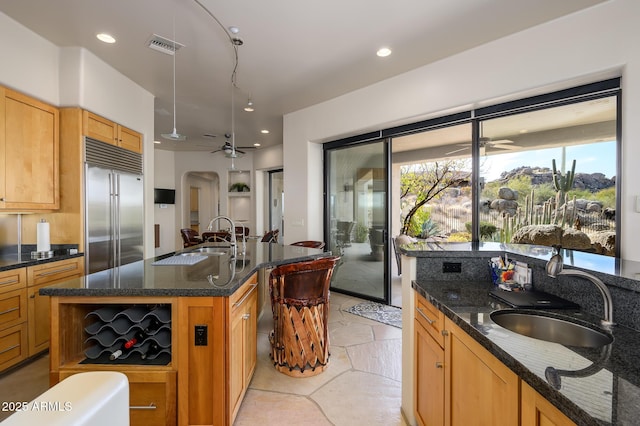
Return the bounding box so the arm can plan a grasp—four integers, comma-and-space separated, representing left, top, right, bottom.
2, 88, 59, 210
415, 318, 444, 426
229, 279, 258, 421
26, 258, 83, 355
522, 381, 576, 426
27, 283, 50, 355
83, 110, 118, 146
445, 319, 519, 426
118, 125, 143, 153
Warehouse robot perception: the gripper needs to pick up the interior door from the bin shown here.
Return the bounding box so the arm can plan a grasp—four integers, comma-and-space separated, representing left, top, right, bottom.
325, 139, 389, 303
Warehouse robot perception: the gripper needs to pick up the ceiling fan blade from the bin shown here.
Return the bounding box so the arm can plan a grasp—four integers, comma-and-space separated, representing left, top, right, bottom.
491, 144, 520, 151
445, 147, 469, 156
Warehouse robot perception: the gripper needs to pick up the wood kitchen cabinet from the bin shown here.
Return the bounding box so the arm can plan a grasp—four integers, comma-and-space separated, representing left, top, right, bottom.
414, 292, 445, 426
228, 274, 258, 421
26, 257, 84, 356
445, 316, 519, 425
522, 381, 576, 426
83, 110, 143, 153
413, 291, 519, 426
414, 290, 579, 426
0, 268, 28, 371
59, 369, 177, 426
177, 275, 258, 426
0, 86, 59, 211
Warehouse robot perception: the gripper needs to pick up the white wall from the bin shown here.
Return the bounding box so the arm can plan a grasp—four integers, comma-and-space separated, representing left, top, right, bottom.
154, 149, 176, 255
0, 13, 156, 259
284, 0, 640, 261
254, 145, 284, 237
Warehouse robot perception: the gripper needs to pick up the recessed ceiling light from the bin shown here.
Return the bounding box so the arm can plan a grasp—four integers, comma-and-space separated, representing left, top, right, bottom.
519, 129, 529, 134
253, 142, 261, 147
261, 129, 269, 134
376, 47, 392, 57
154, 140, 161, 144
97, 33, 116, 44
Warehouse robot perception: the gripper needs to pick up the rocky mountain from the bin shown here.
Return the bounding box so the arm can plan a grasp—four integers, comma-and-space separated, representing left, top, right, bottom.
495, 166, 615, 192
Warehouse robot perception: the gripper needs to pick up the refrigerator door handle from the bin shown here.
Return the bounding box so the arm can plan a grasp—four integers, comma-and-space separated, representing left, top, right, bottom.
109, 172, 116, 270
114, 173, 121, 268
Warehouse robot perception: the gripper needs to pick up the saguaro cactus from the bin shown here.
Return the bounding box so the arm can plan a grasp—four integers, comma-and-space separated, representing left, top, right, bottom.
552, 158, 576, 202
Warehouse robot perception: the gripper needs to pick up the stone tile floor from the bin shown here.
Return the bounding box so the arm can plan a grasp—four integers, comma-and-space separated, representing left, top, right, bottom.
235, 292, 405, 425
0, 292, 404, 425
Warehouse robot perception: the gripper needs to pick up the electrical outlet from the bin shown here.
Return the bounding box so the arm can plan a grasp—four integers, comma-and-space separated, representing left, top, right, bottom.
442, 262, 462, 273
195, 325, 208, 346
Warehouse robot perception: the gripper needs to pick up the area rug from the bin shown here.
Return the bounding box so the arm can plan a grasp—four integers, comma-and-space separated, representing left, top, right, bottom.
344, 302, 402, 328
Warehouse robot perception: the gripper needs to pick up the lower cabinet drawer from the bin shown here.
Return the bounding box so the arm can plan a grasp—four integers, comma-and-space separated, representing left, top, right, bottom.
58, 369, 176, 426
0, 323, 28, 371
0, 289, 27, 330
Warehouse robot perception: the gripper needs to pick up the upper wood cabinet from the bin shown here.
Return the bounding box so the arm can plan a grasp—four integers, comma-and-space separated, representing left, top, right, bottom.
83, 110, 143, 153
0, 86, 59, 211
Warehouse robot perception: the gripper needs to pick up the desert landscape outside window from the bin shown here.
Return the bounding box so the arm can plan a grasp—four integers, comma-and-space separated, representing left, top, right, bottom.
392, 86, 619, 257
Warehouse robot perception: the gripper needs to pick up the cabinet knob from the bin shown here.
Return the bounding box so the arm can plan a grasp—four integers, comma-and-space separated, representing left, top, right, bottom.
441, 330, 449, 336
30, 294, 35, 299
0, 197, 4, 202
242, 313, 250, 320
435, 362, 444, 369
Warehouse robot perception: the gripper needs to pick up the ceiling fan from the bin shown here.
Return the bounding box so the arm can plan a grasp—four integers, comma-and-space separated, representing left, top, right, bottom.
210, 134, 257, 156
445, 137, 517, 156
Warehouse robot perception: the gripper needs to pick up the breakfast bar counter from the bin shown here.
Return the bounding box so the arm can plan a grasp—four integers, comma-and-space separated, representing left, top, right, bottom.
40, 241, 328, 426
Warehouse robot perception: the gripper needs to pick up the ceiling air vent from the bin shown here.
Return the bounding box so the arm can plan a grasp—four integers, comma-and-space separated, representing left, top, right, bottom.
146, 34, 185, 55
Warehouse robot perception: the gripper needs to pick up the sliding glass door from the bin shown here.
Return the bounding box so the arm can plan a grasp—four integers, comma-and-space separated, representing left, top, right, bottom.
325, 139, 389, 303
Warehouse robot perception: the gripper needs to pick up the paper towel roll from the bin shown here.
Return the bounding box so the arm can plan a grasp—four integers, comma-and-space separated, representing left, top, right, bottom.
37, 220, 51, 252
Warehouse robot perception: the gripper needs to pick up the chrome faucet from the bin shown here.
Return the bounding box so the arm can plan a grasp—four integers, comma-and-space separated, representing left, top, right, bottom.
207, 215, 237, 257
236, 222, 247, 255
546, 247, 614, 328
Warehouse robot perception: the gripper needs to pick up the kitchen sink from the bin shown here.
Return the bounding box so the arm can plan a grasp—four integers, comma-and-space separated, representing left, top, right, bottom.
186, 247, 230, 255
490, 310, 613, 348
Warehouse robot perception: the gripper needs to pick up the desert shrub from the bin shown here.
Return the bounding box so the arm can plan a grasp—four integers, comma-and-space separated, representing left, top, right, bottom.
447, 232, 471, 242
465, 221, 497, 239
593, 187, 616, 209
406, 206, 432, 238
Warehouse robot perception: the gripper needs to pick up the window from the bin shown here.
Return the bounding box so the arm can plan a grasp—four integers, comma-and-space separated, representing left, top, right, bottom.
390, 79, 619, 256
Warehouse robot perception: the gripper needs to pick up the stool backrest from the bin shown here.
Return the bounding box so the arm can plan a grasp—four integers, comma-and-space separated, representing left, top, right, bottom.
261, 229, 279, 243
202, 231, 231, 242
290, 240, 325, 249
269, 256, 340, 307
180, 228, 201, 247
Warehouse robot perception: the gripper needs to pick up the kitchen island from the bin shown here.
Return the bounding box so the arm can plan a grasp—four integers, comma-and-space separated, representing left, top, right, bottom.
40, 241, 329, 426
399, 242, 640, 426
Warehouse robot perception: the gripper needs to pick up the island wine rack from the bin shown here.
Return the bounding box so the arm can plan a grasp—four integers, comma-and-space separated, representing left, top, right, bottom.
82, 304, 172, 365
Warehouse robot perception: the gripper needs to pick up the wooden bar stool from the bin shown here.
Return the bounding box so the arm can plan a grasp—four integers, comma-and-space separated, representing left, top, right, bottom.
268, 256, 340, 377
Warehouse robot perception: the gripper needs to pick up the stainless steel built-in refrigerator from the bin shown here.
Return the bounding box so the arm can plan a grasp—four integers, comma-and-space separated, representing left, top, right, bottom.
85, 138, 144, 274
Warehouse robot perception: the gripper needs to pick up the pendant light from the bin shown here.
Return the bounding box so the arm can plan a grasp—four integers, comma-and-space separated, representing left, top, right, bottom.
161, 21, 186, 141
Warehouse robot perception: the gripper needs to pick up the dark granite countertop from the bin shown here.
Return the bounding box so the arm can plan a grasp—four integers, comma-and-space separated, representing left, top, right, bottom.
40, 241, 329, 297
413, 279, 640, 425
0, 250, 84, 272
399, 241, 640, 285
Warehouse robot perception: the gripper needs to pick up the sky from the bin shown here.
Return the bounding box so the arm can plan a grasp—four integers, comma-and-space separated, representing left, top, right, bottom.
480, 141, 616, 182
